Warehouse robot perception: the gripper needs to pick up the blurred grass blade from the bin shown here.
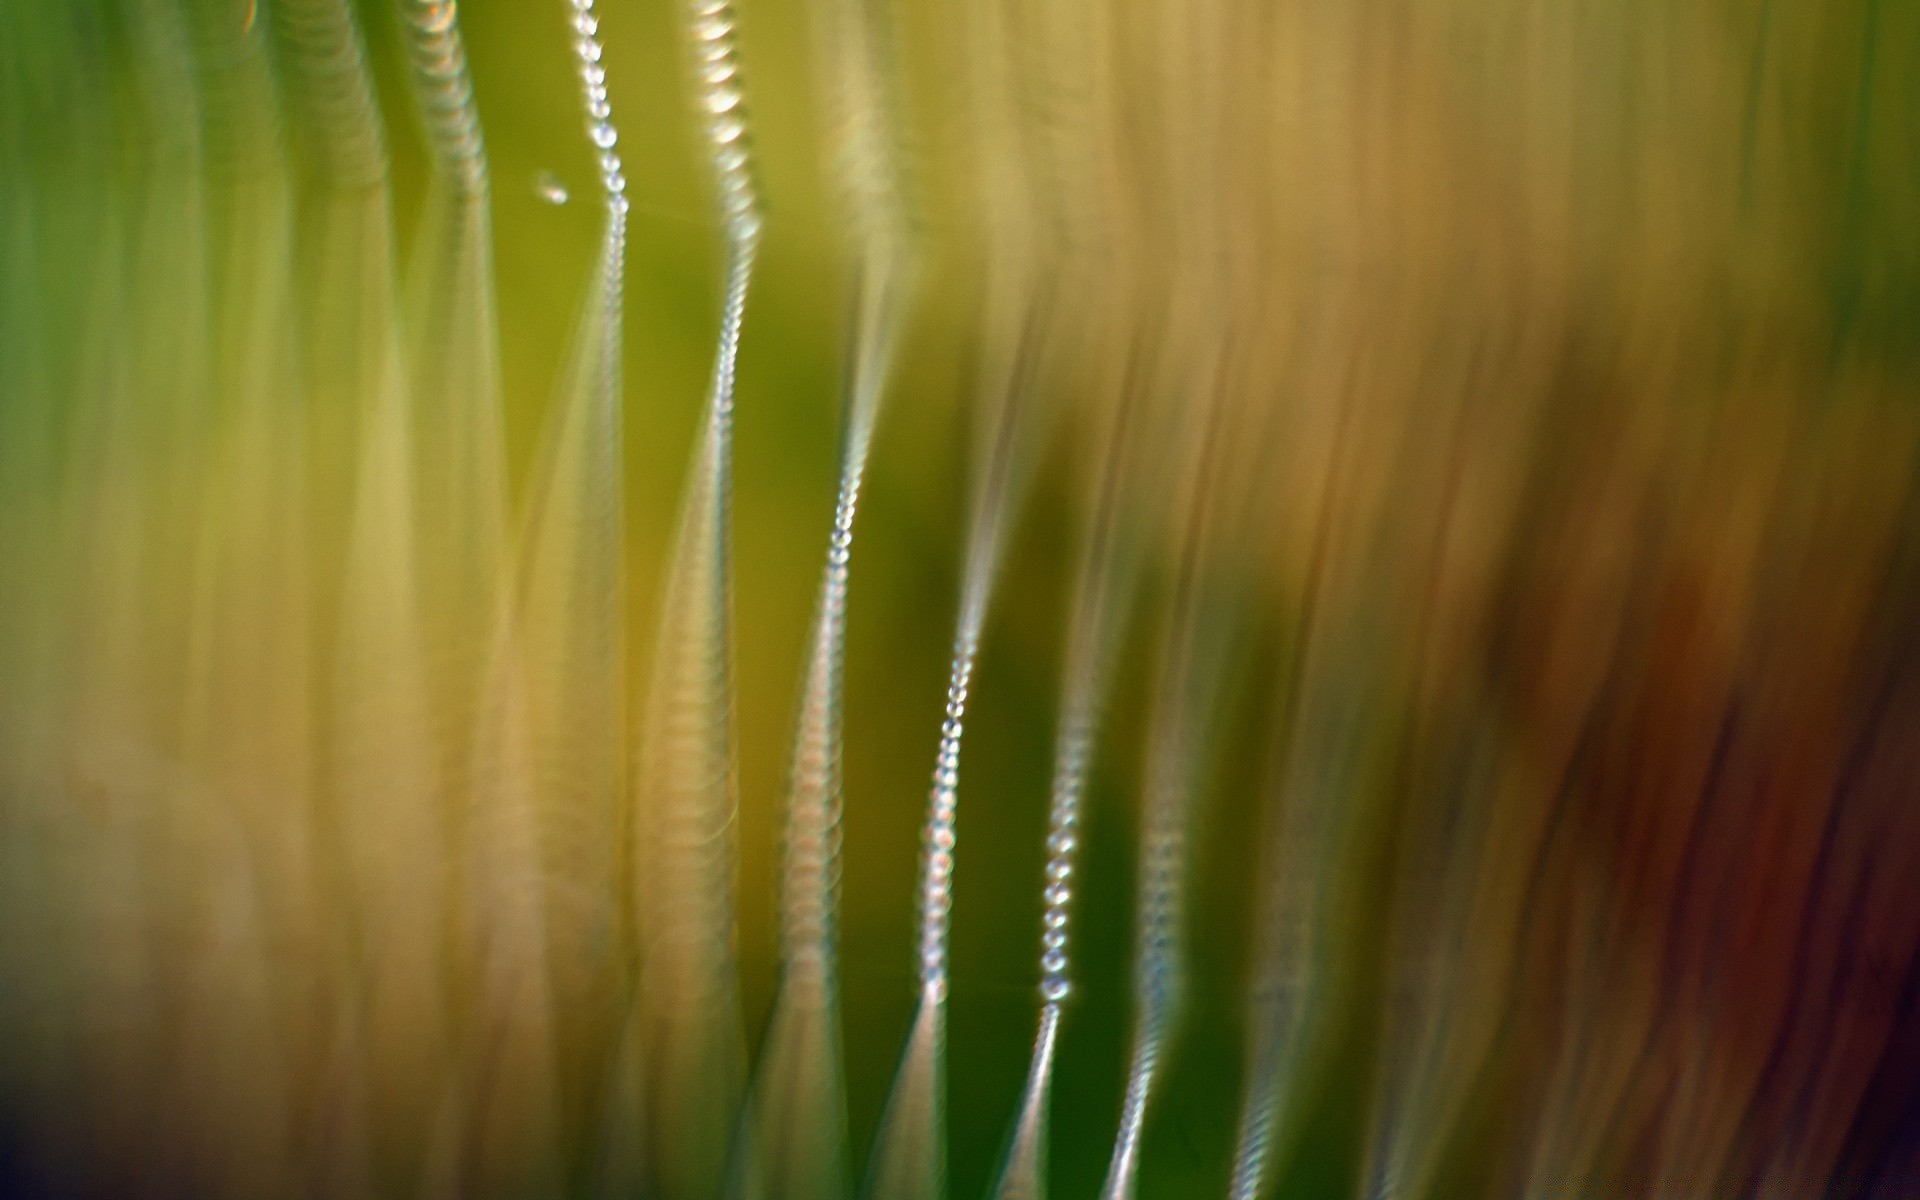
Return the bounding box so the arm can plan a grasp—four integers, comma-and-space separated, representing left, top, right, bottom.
1098, 362, 1247, 1200
519, 13, 631, 1177
167, 2, 318, 1192
730, 0, 913, 1189
990, 331, 1154, 1200
396, 0, 510, 824
388, 3, 568, 1194
864, 293, 1053, 1200
630, 0, 764, 1193
276, 1, 456, 1186
866, 0, 1064, 1181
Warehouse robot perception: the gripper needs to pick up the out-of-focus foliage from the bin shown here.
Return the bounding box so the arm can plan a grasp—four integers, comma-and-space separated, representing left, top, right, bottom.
0, 1, 1917, 1197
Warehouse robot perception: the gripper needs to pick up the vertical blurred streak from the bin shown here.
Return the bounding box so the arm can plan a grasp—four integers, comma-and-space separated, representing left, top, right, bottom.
118, 0, 213, 837
990, 29, 1184, 1200
1740, 539, 1920, 1196
1387, 377, 1630, 1200
0, 5, 108, 902
1827, 666, 1920, 1200
1228, 726, 1321, 1200
67, 0, 233, 1183
621, 0, 761, 1189
728, 269, 896, 1200
1354, 349, 1530, 1200
0, 8, 35, 839
396, 0, 504, 755
1731, 727, 1920, 1198
1335, 13, 1591, 1195
1508, 366, 1767, 1200
1222, 222, 1345, 1200
1094, 0, 1258, 1186
1239, 7, 1580, 1197
427, 148, 584, 1190
989, 329, 1161, 1200
729, 0, 914, 1189
1222, 12, 1359, 1197
1104, 177, 1285, 1200
1328, 2, 1582, 1167
1227, 373, 1350, 1200
389, 2, 562, 1195
1098, 396, 1236, 1200
38, 7, 220, 1186
147, 1, 320, 1194
864, 0, 1061, 1192
860, 250, 1049, 1200
451, 625, 566, 1198
393, 0, 499, 750
0, 4, 142, 1190
275, 0, 454, 1189
1624, 393, 1920, 1200
987, 0, 1168, 1178
491, 2, 633, 1189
